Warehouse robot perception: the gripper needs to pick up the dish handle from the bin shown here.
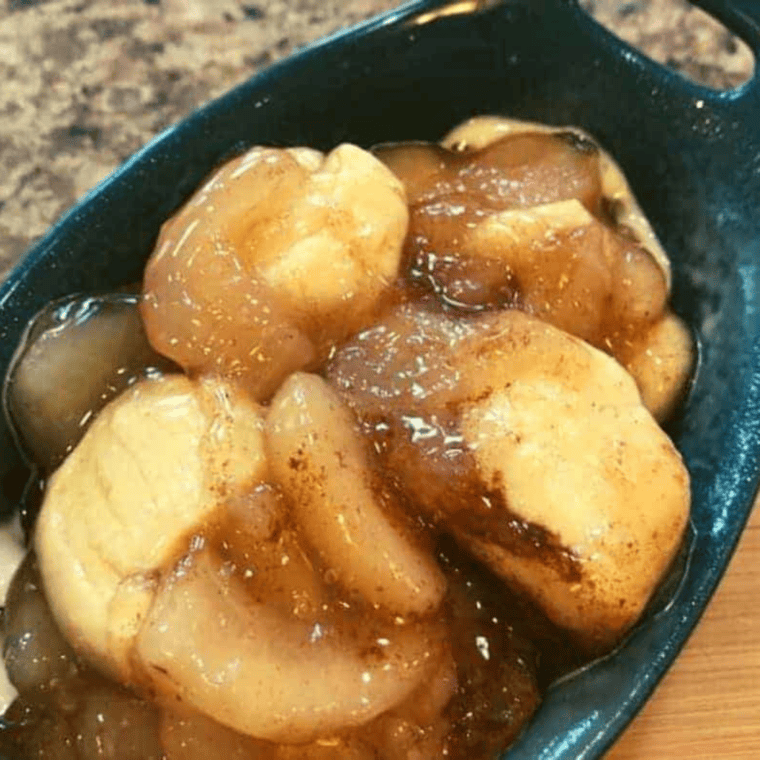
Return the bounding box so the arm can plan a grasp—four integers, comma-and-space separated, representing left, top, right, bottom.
411, 0, 760, 60
691, 0, 760, 59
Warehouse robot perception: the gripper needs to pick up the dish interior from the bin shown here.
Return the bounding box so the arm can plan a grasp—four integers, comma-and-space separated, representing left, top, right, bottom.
2, 1, 760, 758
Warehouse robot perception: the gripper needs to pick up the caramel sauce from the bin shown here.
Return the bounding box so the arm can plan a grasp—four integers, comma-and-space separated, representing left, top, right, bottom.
0, 540, 584, 760
374, 134, 668, 360
0, 129, 694, 759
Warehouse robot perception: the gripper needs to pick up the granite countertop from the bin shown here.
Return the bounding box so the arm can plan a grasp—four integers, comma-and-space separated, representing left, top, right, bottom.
0, 0, 754, 278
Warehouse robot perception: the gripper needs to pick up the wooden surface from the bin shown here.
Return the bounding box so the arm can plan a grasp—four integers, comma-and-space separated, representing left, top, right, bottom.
607, 503, 760, 759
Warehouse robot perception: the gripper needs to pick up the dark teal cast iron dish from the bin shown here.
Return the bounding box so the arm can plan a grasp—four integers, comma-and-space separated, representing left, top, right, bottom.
1, 1, 760, 757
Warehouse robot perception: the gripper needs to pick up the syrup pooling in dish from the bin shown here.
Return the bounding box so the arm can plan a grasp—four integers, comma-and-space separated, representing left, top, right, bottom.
1, 117, 695, 759
4, 293, 176, 474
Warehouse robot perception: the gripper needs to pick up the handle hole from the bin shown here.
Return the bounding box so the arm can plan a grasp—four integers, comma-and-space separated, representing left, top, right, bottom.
580, 0, 754, 91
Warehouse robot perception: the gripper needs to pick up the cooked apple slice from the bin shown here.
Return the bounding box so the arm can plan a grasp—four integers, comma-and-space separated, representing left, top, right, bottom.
141, 144, 408, 401
35, 373, 445, 743
330, 306, 690, 650
266, 372, 446, 617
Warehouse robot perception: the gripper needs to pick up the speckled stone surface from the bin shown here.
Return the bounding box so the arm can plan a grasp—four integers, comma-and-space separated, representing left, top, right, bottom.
0, 0, 755, 280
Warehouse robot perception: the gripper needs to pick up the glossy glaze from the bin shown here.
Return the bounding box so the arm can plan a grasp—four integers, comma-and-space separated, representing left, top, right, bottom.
1, 1, 760, 758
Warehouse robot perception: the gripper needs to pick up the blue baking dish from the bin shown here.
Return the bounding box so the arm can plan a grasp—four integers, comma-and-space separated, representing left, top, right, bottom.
1, 0, 759, 757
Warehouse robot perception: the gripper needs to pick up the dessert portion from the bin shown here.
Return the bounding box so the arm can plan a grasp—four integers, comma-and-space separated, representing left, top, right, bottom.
1, 116, 695, 759
328, 305, 690, 651
141, 144, 409, 401
375, 116, 691, 423
266, 371, 446, 617
440, 116, 673, 287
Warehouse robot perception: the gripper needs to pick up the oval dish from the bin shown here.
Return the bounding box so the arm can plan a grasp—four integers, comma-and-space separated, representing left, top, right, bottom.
2, 1, 760, 758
